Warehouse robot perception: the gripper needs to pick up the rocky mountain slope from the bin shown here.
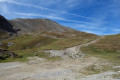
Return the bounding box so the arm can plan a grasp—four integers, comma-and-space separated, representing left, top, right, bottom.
0, 15, 97, 37
9, 18, 76, 34
0, 15, 97, 40
0, 15, 76, 34
0, 15, 16, 33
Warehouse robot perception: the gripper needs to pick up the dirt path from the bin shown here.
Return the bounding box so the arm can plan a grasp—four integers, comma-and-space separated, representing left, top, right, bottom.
45, 37, 103, 58
0, 57, 119, 80
0, 36, 119, 80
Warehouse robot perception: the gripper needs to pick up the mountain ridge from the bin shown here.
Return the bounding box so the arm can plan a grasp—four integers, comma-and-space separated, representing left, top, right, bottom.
9, 18, 77, 34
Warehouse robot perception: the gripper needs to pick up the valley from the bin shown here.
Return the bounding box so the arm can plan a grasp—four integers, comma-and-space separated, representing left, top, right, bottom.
0, 15, 120, 80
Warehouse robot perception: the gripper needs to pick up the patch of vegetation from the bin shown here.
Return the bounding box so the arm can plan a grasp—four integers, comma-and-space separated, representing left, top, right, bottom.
2, 32, 97, 50
79, 64, 112, 76
112, 73, 120, 79
0, 32, 97, 63
0, 49, 61, 63
47, 56, 61, 61
93, 34, 120, 52
39, 36, 97, 50
81, 34, 120, 64
0, 49, 33, 62
3, 34, 56, 50
41, 31, 66, 38
81, 65, 101, 75
0, 43, 8, 49
0, 30, 9, 40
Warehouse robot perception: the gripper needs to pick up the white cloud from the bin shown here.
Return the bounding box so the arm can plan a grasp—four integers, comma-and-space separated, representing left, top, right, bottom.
81, 30, 105, 35
112, 29, 120, 32
62, 22, 107, 30
0, 3, 8, 13
0, 0, 15, 2
8, 12, 93, 24
0, 0, 96, 20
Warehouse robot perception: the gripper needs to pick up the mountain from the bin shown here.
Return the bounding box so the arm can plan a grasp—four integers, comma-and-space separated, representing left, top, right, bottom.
0, 14, 97, 40
0, 15, 77, 34
0, 15, 16, 33
9, 18, 76, 34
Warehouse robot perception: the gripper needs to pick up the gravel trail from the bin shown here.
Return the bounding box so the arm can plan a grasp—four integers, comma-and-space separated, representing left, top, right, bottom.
45, 37, 102, 58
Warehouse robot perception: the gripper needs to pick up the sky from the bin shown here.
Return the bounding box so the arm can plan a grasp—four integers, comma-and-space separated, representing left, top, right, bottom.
0, 0, 120, 35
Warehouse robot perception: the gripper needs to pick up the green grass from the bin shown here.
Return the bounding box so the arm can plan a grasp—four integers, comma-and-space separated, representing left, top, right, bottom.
0, 30, 9, 41
47, 56, 61, 61
39, 36, 97, 50
2, 34, 56, 50
112, 73, 120, 79
92, 34, 120, 52
1, 33, 97, 50
82, 46, 120, 64
80, 65, 101, 75
0, 49, 35, 62
0, 49, 61, 63
0, 32, 98, 63
81, 34, 120, 65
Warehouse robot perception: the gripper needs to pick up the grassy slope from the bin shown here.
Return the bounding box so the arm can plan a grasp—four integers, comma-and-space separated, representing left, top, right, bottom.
2, 31, 98, 50
0, 30, 9, 40
0, 32, 98, 62
82, 34, 120, 64
38, 31, 98, 50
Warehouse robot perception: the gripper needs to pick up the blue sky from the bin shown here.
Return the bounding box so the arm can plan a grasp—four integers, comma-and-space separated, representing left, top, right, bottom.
0, 0, 120, 35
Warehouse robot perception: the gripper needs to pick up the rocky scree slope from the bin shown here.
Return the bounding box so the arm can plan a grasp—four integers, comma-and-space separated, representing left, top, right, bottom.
9, 18, 76, 34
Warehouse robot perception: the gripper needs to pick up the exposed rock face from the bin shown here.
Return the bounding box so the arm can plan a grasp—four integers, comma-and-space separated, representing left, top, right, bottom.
0, 15, 16, 33
9, 18, 76, 34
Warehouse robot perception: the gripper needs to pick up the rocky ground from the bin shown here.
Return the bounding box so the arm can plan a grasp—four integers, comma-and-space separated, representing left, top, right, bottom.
0, 57, 119, 80
0, 37, 119, 80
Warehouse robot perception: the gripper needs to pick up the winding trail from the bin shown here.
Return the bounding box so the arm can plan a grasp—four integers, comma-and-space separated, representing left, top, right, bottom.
45, 37, 103, 58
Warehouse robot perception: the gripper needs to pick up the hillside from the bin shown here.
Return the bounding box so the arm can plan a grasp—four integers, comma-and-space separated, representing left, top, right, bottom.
82, 34, 120, 64
0, 15, 97, 39
0, 15, 98, 62
9, 18, 76, 34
